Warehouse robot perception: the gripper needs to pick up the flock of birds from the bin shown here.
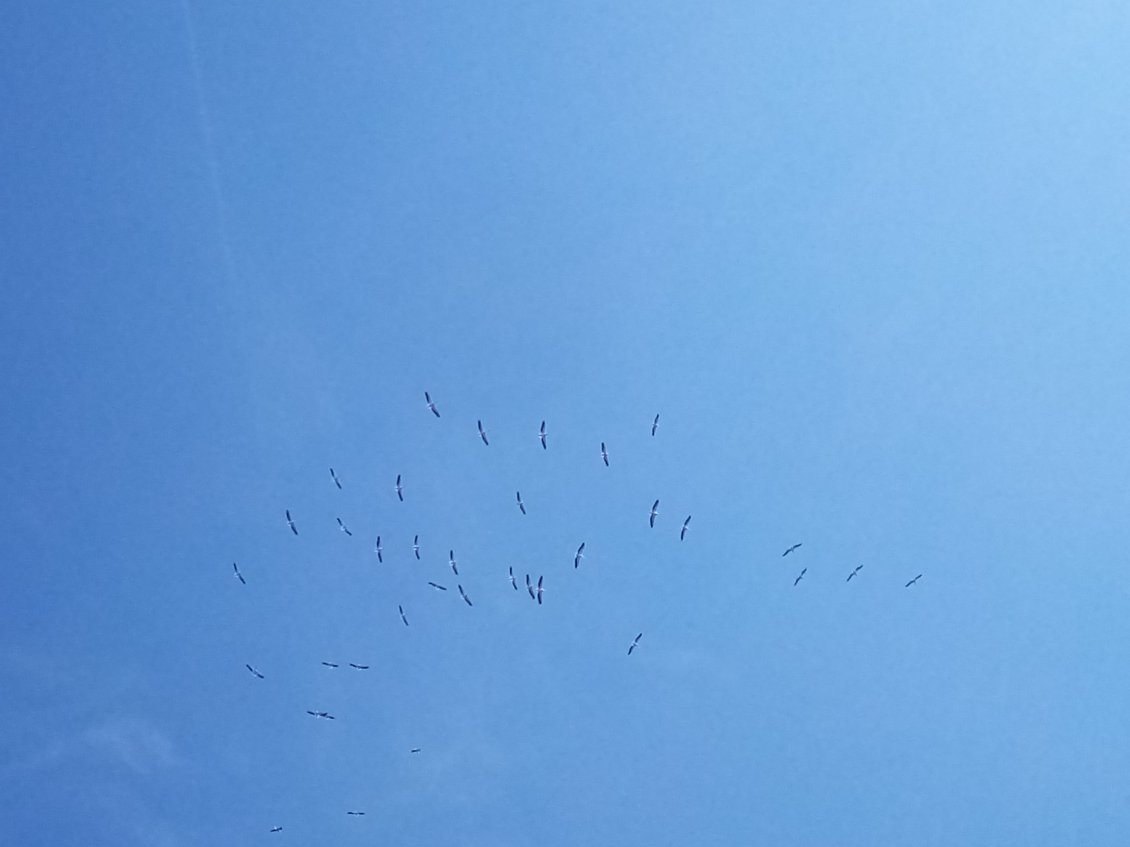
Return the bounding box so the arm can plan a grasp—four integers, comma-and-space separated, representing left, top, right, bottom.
231, 392, 925, 834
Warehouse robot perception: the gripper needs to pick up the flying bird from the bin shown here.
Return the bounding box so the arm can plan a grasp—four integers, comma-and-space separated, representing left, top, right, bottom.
651, 414, 660, 437
782, 543, 802, 557
374, 536, 383, 563
538, 420, 547, 449
346, 811, 366, 816
458, 584, 473, 607
449, 550, 458, 575
427, 581, 447, 591
410, 748, 421, 754
396, 474, 404, 501
336, 517, 352, 537
649, 500, 660, 528
600, 442, 609, 466
793, 567, 807, 586
321, 661, 339, 669
536, 575, 544, 605
905, 574, 923, 588
286, 509, 298, 535
680, 515, 691, 541
413, 535, 420, 559
348, 663, 369, 670
232, 562, 246, 585
477, 420, 489, 446
306, 710, 335, 720
425, 391, 440, 418
270, 826, 283, 833
526, 573, 535, 600
846, 564, 864, 582
245, 663, 264, 679
330, 467, 342, 489
516, 491, 526, 515
509, 566, 518, 590
628, 632, 643, 655
398, 605, 409, 626
574, 542, 585, 569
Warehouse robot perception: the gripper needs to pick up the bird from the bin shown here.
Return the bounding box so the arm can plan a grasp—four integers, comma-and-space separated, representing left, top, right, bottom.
477, 420, 490, 446
286, 509, 298, 535
458, 584, 473, 607
793, 567, 807, 586
536, 575, 544, 605
413, 535, 420, 559
628, 633, 643, 655
600, 442, 609, 466
245, 664, 264, 679
526, 573, 536, 601
330, 467, 342, 489
649, 499, 660, 528
396, 474, 404, 501
574, 542, 585, 569
509, 566, 518, 590
410, 747, 422, 754
905, 574, 923, 588
516, 491, 526, 515
321, 661, 339, 669
680, 515, 691, 541
538, 420, 547, 449
232, 562, 246, 585
337, 517, 352, 537
306, 710, 335, 720
846, 564, 863, 582
427, 581, 447, 591
346, 811, 366, 816
782, 543, 802, 557
425, 391, 440, 418
398, 605, 409, 626
270, 826, 283, 833
374, 536, 383, 563
651, 414, 660, 437
348, 663, 369, 670
449, 550, 458, 575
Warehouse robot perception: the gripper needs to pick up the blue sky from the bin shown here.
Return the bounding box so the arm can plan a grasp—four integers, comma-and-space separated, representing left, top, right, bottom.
2, 1, 1129, 844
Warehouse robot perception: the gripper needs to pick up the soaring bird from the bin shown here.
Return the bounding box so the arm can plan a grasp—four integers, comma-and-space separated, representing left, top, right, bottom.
348, 663, 369, 670
526, 573, 535, 600
396, 474, 404, 502
449, 550, 458, 575
536, 575, 544, 605
793, 567, 807, 586
337, 517, 353, 537
600, 442, 609, 466
458, 584, 473, 607
346, 811, 366, 816
330, 467, 342, 489
286, 509, 298, 535
398, 605, 409, 626
680, 515, 691, 541
628, 633, 643, 655
905, 574, 923, 588
245, 663, 264, 679
509, 566, 518, 590
425, 391, 440, 418
846, 564, 864, 582
516, 491, 526, 515
477, 420, 490, 446
413, 535, 420, 559
649, 500, 660, 528
651, 414, 660, 437
427, 581, 447, 591
306, 710, 335, 720
538, 420, 547, 450
232, 562, 246, 585
574, 542, 585, 569
410, 747, 422, 753
321, 661, 339, 669
270, 826, 283, 833
375, 536, 383, 563
782, 543, 802, 557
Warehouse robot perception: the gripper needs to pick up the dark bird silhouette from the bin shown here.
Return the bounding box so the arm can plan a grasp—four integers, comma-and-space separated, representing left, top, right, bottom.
574, 542, 585, 569
286, 509, 298, 535
348, 663, 369, 670
793, 567, 807, 586
516, 491, 526, 515
536, 575, 544, 605
398, 605, 409, 626
628, 633, 643, 655
509, 566, 518, 590
782, 543, 802, 557
346, 811, 366, 816
449, 550, 458, 576
232, 562, 246, 585
680, 515, 691, 541
427, 581, 447, 591
477, 420, 489, 446
526, 573, 535, 601
410, 747, 421, 753
425, 391, 440, 418
321, 661, 339, 669
600, 442, 609, 466
458, 584, 473, 607
905, 574, 923, 588
396, 474, 404, 502
330, 467, 342, 489
649, 499, 660, 528
413, 535, 420, 559
245, 663, 264, 679
846, 564, 863, 582
374, 536, 383, 563
306, 710, 335, 720
651, 414, 660, 437
539, 420, 547, 450
270, 826, 283, 833
337, 517, 352, 537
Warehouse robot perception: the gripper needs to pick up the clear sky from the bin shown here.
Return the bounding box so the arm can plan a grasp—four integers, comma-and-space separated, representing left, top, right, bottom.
2, 2, 1129, 844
